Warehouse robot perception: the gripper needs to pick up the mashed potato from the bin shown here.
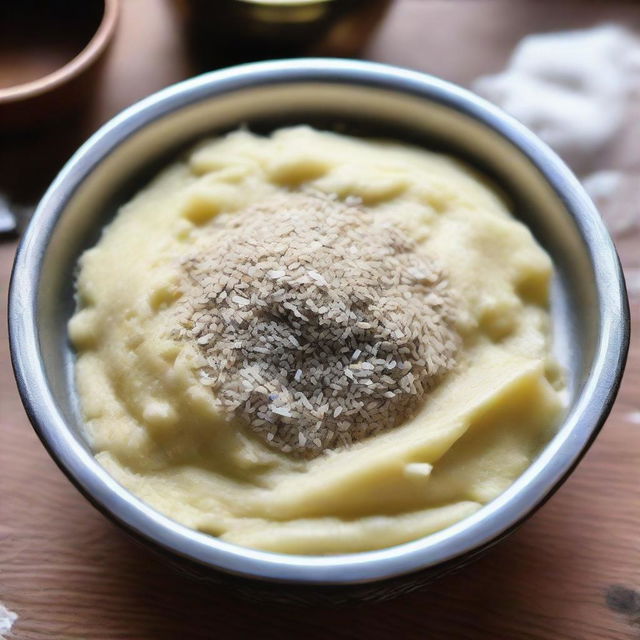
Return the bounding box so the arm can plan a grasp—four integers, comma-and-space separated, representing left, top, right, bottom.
69, 126, 565, 554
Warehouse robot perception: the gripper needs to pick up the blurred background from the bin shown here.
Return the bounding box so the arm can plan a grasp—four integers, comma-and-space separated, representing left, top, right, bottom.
1, 2, 639, 639
2, 0, 640, 257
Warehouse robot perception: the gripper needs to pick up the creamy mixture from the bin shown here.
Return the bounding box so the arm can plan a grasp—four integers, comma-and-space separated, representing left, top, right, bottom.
69, 126, 565, 554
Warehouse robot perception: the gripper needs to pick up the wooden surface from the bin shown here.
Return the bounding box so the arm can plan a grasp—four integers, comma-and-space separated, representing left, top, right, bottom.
1, 1, 639, 638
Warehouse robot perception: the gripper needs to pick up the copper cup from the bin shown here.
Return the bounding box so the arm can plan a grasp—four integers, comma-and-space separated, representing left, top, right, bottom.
0, 0, 119, 131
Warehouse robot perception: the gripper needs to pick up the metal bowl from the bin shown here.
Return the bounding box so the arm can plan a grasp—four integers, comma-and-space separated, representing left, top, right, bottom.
9, 59, 629, 598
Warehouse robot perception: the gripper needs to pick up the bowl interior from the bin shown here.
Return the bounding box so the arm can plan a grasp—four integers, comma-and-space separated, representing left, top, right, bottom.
41, 82, 593, 432
14, 66, 624, 584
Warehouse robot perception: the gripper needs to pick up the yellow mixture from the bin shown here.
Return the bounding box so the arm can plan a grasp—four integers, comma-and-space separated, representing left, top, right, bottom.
69, 126, 565, 554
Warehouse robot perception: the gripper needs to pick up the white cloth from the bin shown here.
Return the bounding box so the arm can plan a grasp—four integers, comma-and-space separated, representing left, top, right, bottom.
473, 24, 640, 173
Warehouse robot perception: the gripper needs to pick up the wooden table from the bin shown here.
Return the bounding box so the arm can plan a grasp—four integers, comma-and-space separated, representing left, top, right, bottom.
2, 1, 639, 638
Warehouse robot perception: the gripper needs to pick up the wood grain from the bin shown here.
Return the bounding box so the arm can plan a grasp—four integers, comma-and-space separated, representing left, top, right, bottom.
1, 1, 639, 638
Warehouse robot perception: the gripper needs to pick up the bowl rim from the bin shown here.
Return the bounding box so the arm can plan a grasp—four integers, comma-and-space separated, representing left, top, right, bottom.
8, 58, 630, 585
0, 0, 119, 104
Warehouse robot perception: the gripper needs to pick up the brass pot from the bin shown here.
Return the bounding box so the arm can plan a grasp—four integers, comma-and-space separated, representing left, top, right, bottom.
179, 0, 392, 65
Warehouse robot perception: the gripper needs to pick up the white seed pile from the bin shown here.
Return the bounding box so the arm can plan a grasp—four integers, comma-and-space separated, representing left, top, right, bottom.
177, 193, 460, 458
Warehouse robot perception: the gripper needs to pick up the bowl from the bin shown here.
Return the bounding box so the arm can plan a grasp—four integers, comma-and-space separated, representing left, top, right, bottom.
0, 0, 119, 130
8, 59, 629, 600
